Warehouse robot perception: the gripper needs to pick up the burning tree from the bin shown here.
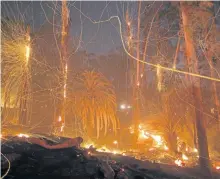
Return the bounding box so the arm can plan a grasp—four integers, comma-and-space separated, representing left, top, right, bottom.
1, 18, 32, 126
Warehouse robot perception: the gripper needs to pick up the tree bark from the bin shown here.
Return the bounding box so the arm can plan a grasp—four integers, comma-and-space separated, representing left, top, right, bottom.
54, 0, 69, 135
181, 2, 212, 177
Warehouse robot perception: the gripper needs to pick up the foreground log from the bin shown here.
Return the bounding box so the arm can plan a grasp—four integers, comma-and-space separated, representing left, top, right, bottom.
18, 136, 83, 149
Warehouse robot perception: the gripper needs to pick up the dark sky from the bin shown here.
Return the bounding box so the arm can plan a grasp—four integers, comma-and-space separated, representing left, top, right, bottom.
1, 1, 137, 54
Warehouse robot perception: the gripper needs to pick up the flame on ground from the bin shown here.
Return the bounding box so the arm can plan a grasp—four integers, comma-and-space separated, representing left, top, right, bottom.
17, 133, 29, 138
182, 154, 188, 161
175, 159, 183, 167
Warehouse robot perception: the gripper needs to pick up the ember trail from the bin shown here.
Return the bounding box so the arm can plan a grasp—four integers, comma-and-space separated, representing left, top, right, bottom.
1, 1, 220, 179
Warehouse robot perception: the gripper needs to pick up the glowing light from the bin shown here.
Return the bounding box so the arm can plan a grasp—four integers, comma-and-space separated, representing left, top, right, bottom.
0, 134, 2, 138
156, 64, 162, 92
140, 73, 143, 78
113, 150, 117, 155
137, 82, 140, 86
164, 145, 169, 151
64, 84, 67, 98
58, 116, 62, 122
216, 166, 220, 170
127, 105, 132, 109
120, 104, 126, 109
193, 148, 198, 153
138, 124, 142, 129
25, 45, 30, 63
149, 148, 154, 151
175, 159, 183, 167
113, 140, 118, 145
17, 133, 29, 138
182, 154, 188, 161
61, 123, 65, 132
88, 151, 91, 155
83, 142, 95, 149
151, 135, 162, 146
122, 153, 126, 156
127, 21, 131, 26
139, 130, 149, 139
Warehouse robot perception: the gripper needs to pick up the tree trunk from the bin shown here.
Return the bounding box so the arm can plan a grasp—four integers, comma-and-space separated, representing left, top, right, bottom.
54, 0, 69, 135
181, 3, 212, 177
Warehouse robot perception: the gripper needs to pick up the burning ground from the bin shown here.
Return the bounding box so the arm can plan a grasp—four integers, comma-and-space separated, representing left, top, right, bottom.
1, 134, 220, 179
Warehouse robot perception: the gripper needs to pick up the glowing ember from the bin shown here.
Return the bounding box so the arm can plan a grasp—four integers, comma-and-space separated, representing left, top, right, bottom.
60, 123, 65, 132
25, 45, 30, 62
139, 130, 149, 139
182, 154, 188, 161
193, 148, 198, 153
138, 124, 142, 129
151, 135, 162, 146
83, 142, 95, 149
164, 145, 169, 151
17, 133, 29, 138
175, 159, 183, 167
156, 64, 162, 92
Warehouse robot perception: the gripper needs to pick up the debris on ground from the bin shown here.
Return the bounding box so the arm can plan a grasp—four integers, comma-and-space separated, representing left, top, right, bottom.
1, 135, 220, 179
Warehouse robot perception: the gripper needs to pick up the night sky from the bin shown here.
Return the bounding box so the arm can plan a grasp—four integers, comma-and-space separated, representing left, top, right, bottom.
1, 1, 138, 54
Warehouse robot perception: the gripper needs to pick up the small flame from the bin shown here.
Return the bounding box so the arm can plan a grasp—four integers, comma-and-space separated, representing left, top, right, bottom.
175, 159, 183, 167
193, 148, 198, 152
182, 154, 188, 161
17, 133, 29, 138
151, 135, 162, 146
138, 124, 142, 129
60, 123, 65, 132
164, 145, 169, 151
25, 45, 30, 62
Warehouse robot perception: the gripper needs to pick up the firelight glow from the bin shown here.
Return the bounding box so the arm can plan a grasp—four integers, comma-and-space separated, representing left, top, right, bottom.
113, 140, 118, 144
17, 133, 29, 138
120, 104, 126, 109
25, 45, 30, 63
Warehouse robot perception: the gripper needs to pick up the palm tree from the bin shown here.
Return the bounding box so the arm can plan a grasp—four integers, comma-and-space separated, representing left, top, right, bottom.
68, 70, 119, 138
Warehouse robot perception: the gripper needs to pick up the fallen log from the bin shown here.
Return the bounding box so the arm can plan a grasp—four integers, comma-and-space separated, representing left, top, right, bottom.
17, 136, 83, 149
